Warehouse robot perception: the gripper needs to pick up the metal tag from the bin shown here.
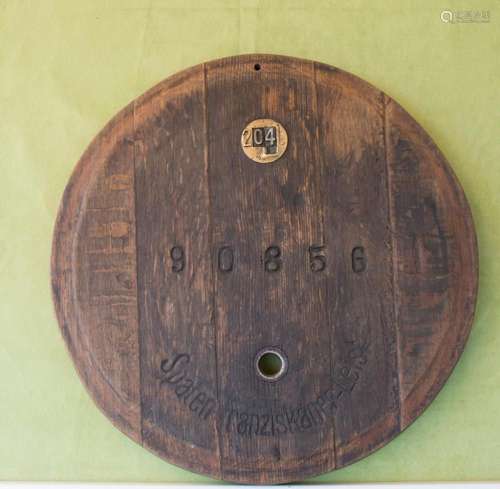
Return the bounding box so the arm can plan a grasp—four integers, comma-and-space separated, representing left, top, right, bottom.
241, 119, 288, 164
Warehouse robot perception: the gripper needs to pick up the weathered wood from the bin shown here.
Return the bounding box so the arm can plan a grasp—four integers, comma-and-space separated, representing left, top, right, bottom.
51, 54, 478, 484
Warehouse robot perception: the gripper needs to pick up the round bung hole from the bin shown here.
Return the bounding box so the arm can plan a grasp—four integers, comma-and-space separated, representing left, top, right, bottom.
256, 349, 287, 381
254, 63, 261, 71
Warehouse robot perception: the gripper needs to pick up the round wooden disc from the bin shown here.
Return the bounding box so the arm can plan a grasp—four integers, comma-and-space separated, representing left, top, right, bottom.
51, 54, 478, 484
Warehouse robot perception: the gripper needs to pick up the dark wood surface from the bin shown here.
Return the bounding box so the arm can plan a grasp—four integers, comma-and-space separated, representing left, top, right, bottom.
51, 54, 478, 484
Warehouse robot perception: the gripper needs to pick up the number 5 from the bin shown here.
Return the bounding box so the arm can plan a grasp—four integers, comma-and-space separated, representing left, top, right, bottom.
308, 245, 326, 272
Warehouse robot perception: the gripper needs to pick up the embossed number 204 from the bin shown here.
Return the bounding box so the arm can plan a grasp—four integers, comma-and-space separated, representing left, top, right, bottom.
242, 127, 276, 147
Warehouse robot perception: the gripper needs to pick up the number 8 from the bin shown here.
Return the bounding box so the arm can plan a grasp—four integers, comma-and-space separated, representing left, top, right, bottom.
170, 246, 185, 273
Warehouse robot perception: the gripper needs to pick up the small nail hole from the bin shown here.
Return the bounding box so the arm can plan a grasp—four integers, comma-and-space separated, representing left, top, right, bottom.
254, 63, 261, 71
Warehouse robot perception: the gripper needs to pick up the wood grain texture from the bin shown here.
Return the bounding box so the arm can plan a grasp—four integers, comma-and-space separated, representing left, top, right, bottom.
51, 54, 478, 484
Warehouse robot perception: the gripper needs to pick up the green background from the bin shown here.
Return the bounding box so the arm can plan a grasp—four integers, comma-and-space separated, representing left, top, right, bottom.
1, 0, 498, 482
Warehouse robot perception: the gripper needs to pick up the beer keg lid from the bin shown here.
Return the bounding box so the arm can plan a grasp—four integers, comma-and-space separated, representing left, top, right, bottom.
51, 54, 478, 484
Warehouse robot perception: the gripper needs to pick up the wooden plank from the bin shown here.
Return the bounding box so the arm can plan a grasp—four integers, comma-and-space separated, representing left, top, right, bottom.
51, 105, 141, 441
206, 55, 335, 483
315, 64, 400, 465
133, 66, 220, 477
385, 99, 478, 428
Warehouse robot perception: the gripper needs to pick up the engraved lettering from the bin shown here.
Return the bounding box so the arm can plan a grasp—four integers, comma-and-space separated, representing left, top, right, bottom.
170, 246, 185, 273
264, 245, 281, 272
307, 400, 326, 426
284, 407, 298, 434
333, 337, 370, 394
225, 409, 237, 431
308, 244, 326, 272
218, 246, 234, 273
252, 126, 278, 155
159, 352, 216, 421
275, 414, 287, 434
242, 129, 252, 147
199, 398, 216, 420
189, 392, 207, 413
174, 377, 194, 397
160, 353, 190, 384
259, 415, 271, 436
241, 119, 287, 163
352, 246, 366, 273
224, 379, 359, 438
265, 126, 276, 146
237, 413, 249, 435
249, 414, 260, 435
299, 408, 313, 430
253, 127, 264, 145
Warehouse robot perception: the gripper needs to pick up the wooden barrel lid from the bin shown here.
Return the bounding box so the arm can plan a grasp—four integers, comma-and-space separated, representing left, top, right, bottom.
51, 54, 478, 484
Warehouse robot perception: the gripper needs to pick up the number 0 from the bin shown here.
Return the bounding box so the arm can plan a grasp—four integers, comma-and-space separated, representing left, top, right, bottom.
253, 128, 264, 145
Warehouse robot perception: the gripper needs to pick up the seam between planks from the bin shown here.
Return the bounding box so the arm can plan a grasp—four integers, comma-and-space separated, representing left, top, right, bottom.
132, 98, 145, 445
203, 62, 224, 480
382, 93, 403, 429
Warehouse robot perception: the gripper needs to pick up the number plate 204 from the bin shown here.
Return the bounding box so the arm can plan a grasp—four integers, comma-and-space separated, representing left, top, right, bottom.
241, 118, 288, 164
